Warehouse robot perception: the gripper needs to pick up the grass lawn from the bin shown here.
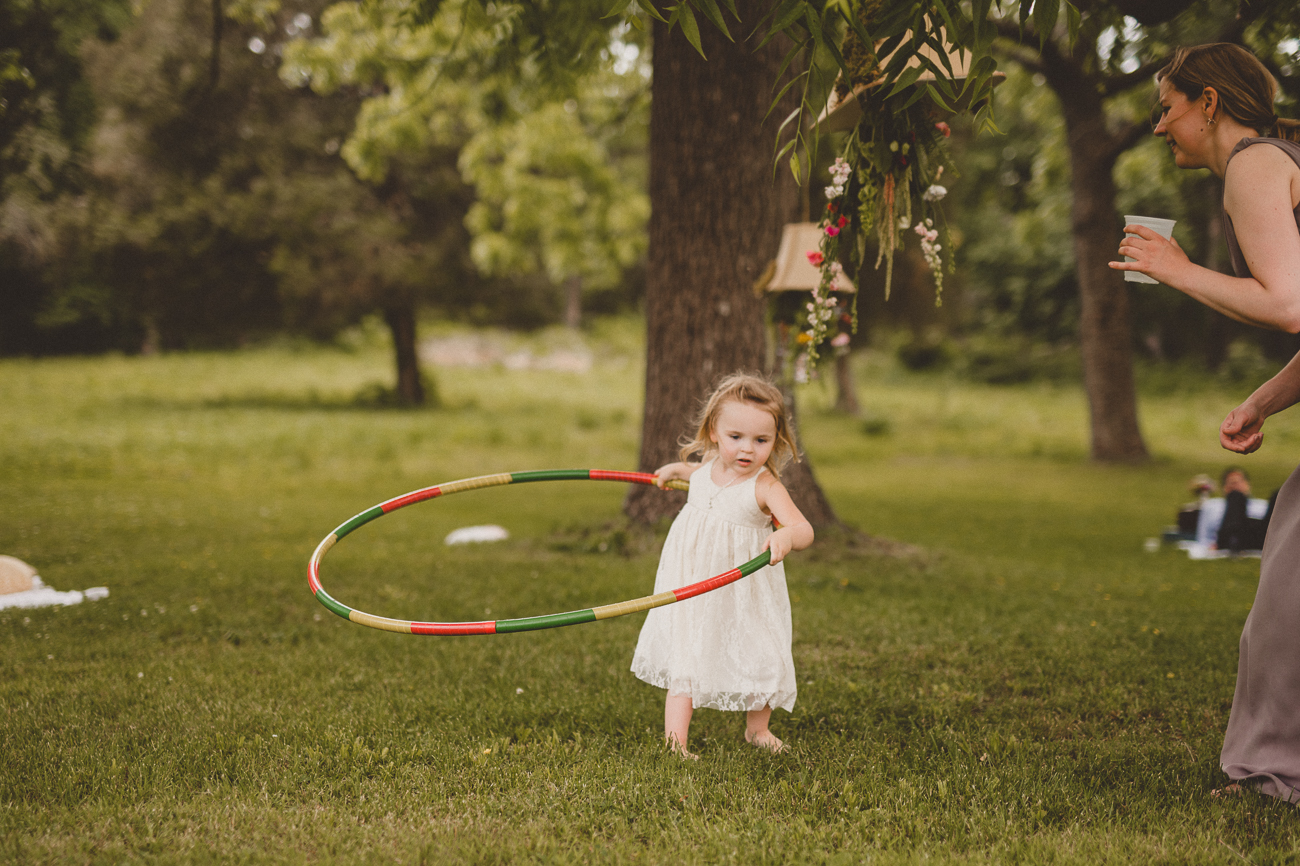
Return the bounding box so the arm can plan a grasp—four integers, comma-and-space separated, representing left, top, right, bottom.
3, 321, 1299, 863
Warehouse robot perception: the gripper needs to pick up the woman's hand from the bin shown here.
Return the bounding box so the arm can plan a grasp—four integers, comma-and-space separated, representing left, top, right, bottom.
1221, 400, 1266, 454
763, 527, 795, 565
1111, 225, 1192, 286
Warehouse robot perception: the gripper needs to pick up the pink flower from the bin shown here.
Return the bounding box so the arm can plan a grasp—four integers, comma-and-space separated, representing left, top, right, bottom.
825, 225, 840, 237
806, 251, 824, 266
831, 333, 851, 348
935, 121, 951, 138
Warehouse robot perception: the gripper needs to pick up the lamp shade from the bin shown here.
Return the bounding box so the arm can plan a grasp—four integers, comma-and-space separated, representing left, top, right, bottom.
762, 223, 855, 293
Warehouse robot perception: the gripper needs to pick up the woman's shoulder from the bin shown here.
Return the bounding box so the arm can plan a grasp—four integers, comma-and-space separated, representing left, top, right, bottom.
1228, 138, 1300, 176
1225, 140, 1300, 207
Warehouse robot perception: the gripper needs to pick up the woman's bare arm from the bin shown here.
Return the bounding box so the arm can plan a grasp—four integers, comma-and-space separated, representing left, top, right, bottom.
1113, 145, 1300, 331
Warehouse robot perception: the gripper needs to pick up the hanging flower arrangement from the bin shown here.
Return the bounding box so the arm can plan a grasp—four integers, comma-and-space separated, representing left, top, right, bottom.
797, 6, 982, 367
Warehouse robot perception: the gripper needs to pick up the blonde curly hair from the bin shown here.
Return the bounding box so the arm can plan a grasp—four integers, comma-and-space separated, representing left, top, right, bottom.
678, 373, 799, 478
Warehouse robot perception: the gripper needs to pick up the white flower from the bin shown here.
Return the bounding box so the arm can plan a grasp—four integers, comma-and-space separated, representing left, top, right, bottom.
922, 184, 947, 202
825, 185, 843, 200
897, 216, 910, 229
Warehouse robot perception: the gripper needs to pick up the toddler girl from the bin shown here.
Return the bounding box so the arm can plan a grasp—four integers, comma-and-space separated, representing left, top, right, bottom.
630, 373, 814, 758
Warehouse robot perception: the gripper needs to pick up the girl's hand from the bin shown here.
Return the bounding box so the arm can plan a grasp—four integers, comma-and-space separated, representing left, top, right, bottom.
1111, 225, 1191, 285
653, 462, 691, 488
1221, 400, 1266, 454
763, 528, 794, 565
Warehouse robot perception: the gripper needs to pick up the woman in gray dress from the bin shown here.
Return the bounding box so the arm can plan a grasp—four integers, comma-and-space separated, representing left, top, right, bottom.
1113, 42, 1300, 802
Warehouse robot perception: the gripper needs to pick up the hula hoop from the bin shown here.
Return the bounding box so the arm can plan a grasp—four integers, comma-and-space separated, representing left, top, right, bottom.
308, 469, 773, 636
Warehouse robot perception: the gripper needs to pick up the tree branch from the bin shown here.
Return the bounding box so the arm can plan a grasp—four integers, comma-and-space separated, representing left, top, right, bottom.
1106, 118, 1150, 162
1099, 56, 1169, 97
993, 39, 1046, 74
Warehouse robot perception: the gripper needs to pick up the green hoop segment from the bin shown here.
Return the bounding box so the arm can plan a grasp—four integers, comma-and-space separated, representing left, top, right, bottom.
309, 469, 773, 636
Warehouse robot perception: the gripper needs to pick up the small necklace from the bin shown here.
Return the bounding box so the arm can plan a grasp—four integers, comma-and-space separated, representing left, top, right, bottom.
706, 467, 745, 510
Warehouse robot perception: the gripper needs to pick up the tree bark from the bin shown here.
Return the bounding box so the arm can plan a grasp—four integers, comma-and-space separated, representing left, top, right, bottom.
834, 352, 861, 415
1065, 132, 1148, 460
1038, 41, 1149, 462
564, 275, 582, 329
383, 301, 425, 406
625, 2, 839, 526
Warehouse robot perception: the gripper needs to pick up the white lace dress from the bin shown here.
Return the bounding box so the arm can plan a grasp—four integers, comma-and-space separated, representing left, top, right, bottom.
630, 459, 797, 712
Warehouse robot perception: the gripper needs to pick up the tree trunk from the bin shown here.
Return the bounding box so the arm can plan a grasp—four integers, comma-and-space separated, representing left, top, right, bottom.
834, 352, 861, 415
1067, 138, 1148, 461
625, 1, 839, 527
1044, 51, 1148, 462
383, 301, 424, 406
564, 275, 582, 329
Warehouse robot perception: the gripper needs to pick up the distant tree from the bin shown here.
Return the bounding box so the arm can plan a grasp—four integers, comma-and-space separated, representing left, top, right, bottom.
0, 0, 132, 354
285, 0, 650, 355
459, 65, 650, 329
988, 0, 1300, 460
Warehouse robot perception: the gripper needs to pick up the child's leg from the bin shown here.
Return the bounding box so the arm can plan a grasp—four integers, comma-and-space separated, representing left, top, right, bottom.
665, 692, 697, 758
745, 705, 786, 753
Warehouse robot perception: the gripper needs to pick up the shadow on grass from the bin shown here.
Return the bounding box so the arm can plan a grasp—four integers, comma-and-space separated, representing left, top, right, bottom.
123, 383, 471, 413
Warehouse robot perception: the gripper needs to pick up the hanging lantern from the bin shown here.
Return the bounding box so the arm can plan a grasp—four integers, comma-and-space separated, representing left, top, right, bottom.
757, 222, 856, 293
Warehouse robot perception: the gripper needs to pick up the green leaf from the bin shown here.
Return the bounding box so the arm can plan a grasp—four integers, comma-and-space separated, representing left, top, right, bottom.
761, 0, 810, 48
1019, 0, 1032, 34
837, 6, 874, 60
676, 3, 705, 58
900, 85, 927, 110
789, 151, 802, 185
971, 0, 992, 43
773, 36, 809, 92
602, 0, 631, 19
887, 63, 924, 97
925, 82, 955, 113
766, 71, 809, 123
921, 32, 956, 80
1033, 0, 1058, 43
1066, 2, 1081, 47
691, 0, 732, 41
776, 103, 803, 135
803, 5, 826, 52
634, 0, 670, 24
717, 0, 739, 19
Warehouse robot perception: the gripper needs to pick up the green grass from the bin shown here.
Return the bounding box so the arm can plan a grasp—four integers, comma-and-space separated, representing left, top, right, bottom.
3, 323, 1299, 863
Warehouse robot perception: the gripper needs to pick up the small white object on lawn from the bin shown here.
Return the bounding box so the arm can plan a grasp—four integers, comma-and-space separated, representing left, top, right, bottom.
0, 555, 109, 610
444, 525, 509, 546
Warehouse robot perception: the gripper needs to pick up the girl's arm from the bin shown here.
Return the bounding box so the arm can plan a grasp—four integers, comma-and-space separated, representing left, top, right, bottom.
1221, 350, 1300, 453
756, 474, 814, 565
653, 461, 696, 488
1112, 145, 1300, 331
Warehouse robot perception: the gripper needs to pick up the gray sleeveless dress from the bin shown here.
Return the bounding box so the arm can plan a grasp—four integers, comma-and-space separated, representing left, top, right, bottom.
1218, 136, 1300, 803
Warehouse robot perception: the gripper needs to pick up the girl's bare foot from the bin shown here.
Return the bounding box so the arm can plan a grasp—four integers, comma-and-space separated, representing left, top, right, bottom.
667, 735, 699, 761
1211, 783, 1244, 798
745, 729, 787, 753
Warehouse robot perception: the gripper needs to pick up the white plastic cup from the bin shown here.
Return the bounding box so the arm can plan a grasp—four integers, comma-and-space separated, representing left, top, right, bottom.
1122, 215, 1177, 284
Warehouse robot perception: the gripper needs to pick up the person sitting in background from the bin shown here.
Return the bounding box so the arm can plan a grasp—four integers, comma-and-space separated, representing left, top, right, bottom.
1196, 467, 1274, 552
1175, 474, 1217, 538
